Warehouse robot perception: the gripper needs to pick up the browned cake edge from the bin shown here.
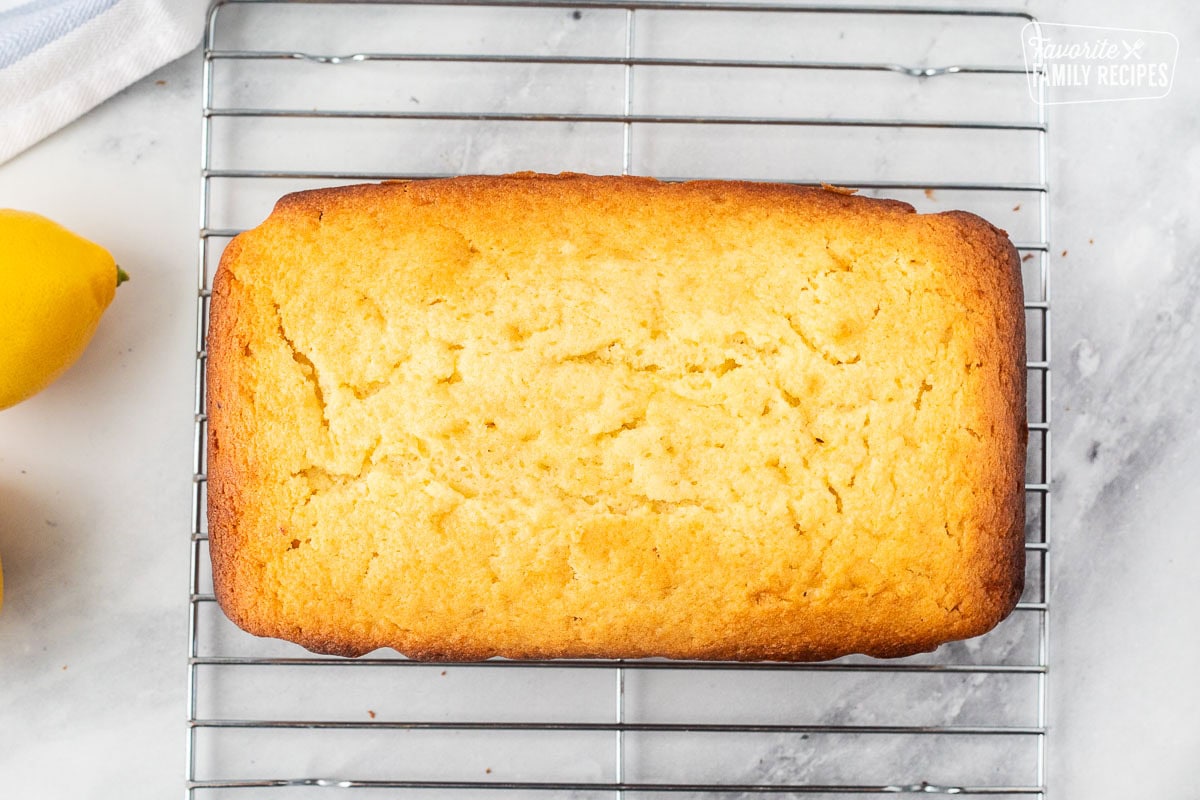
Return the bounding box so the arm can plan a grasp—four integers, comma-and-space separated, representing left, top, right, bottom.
930, 209, 1027, 642
206, 173, 1026, 661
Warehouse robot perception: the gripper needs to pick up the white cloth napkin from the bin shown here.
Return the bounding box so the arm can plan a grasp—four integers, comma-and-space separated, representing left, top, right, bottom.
0, 0, 207, 164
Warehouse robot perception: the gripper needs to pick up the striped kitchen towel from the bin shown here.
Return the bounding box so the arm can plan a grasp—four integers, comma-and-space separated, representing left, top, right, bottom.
0, 0, 206, 164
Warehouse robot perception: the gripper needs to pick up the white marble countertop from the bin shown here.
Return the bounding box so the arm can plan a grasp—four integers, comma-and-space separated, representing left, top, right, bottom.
1, 1, 1197, 797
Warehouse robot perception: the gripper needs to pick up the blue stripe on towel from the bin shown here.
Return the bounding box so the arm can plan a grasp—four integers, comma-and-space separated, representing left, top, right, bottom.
0, 0, 120, 70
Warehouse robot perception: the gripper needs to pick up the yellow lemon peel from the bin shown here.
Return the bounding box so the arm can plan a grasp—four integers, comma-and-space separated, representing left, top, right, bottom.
0, 210, 125, 410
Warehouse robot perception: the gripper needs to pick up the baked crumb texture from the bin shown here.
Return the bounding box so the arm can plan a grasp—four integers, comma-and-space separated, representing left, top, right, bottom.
207, 173, 1025, 661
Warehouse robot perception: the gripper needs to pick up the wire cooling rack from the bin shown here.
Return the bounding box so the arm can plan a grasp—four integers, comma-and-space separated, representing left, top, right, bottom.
189, 1, 1051, 796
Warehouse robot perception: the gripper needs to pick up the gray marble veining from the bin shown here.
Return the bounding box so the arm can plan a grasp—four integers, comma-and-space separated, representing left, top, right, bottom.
0, 0, 1197, 797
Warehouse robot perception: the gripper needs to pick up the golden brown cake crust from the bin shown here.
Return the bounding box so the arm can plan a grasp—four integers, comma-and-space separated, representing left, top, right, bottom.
207, 173, 1025, 661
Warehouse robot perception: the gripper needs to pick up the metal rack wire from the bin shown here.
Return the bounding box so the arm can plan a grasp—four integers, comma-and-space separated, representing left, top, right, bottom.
189, 1, 1051, 796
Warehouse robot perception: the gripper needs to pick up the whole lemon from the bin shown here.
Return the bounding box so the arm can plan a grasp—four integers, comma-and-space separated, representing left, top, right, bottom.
0, 210, 127, 410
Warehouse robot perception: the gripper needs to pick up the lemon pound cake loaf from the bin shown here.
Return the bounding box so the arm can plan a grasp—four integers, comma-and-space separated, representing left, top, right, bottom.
207, 173, 1025, 661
